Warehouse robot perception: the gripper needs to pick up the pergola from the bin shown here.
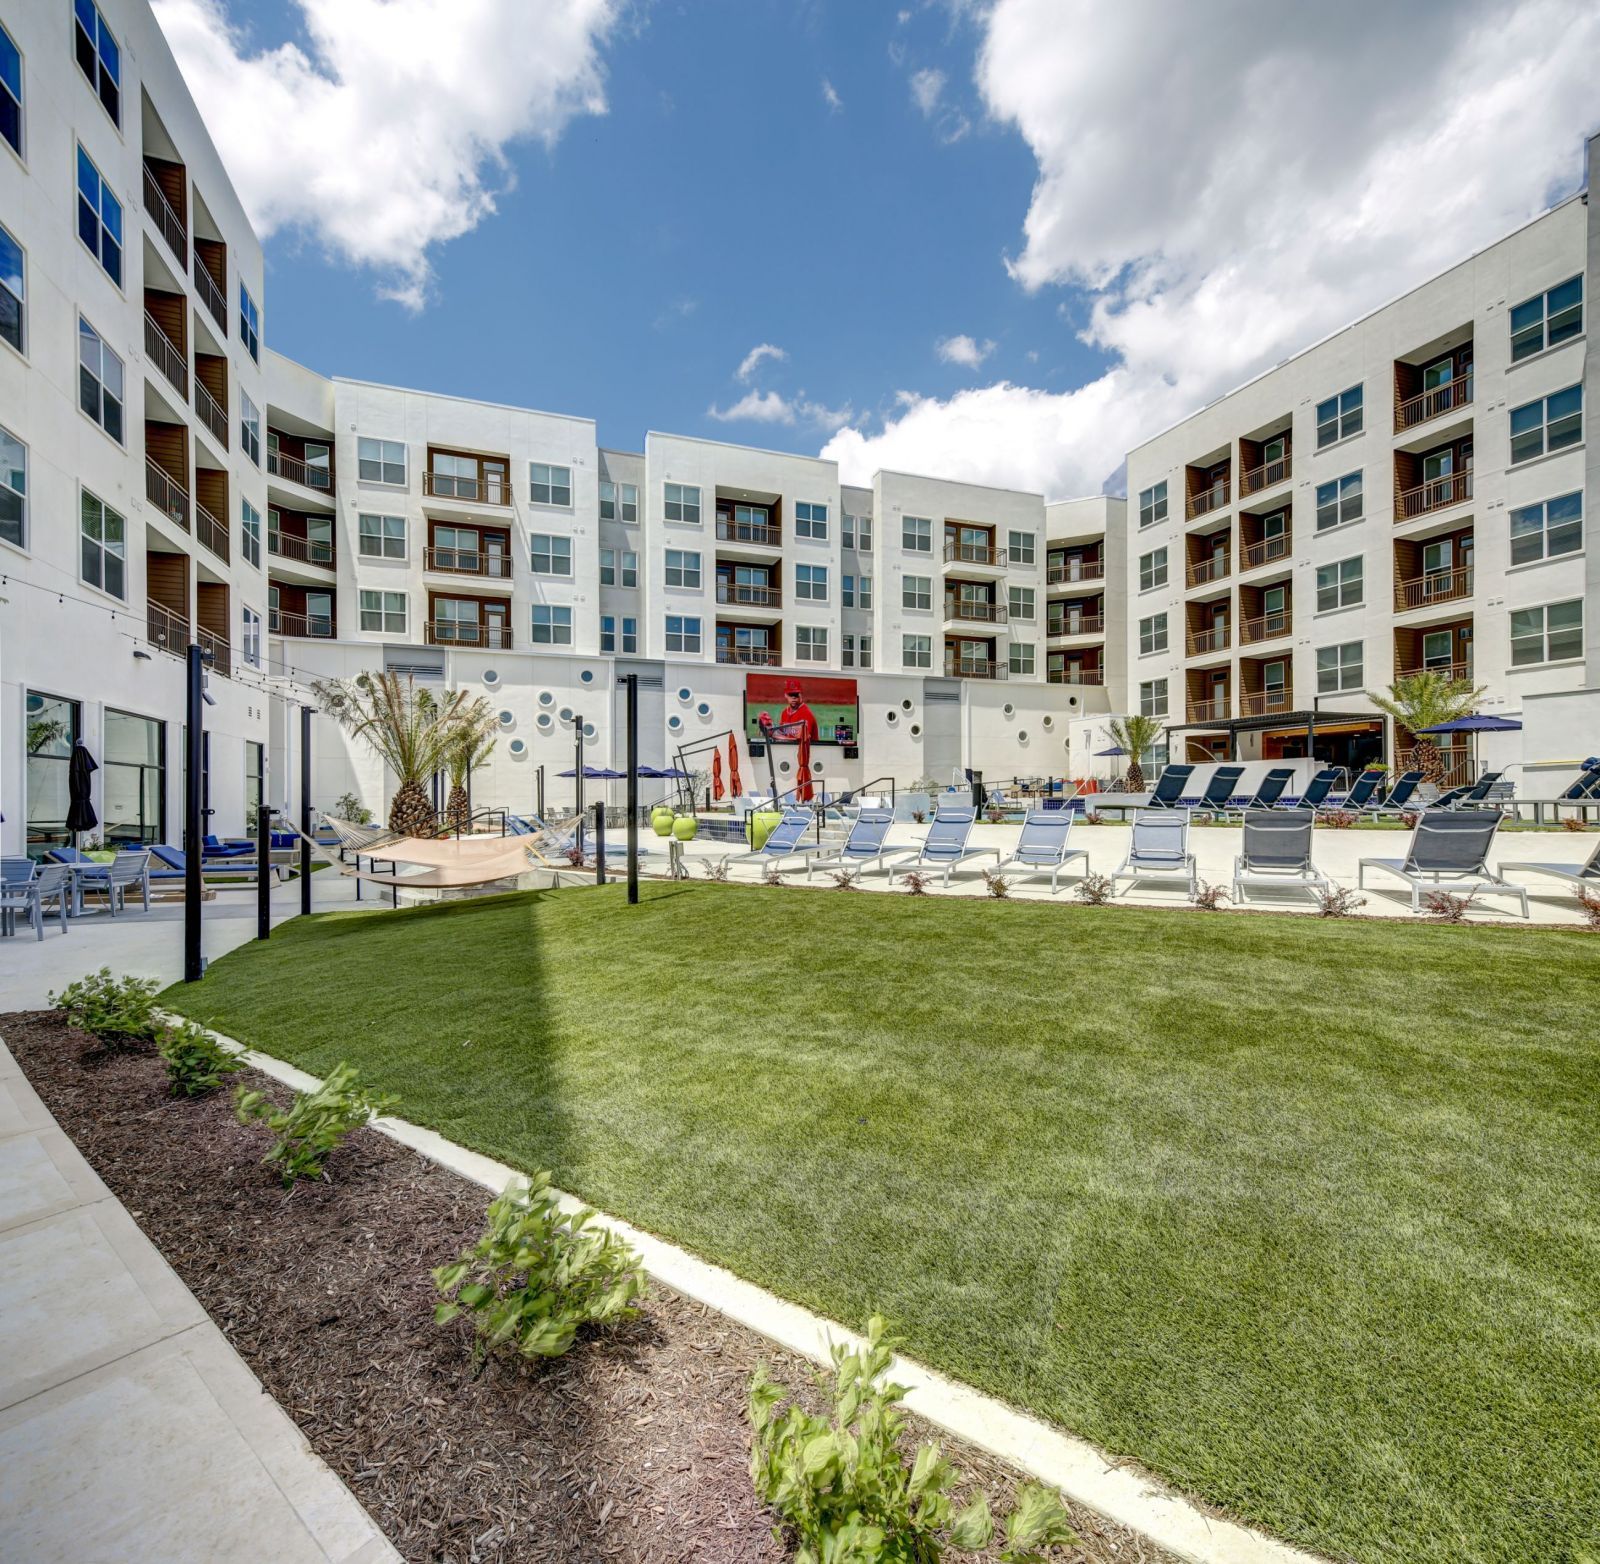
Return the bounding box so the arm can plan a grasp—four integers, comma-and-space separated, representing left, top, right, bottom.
1164, 709, 1380, 762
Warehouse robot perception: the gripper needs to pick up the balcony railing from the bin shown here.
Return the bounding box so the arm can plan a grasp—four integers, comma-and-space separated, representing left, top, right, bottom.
1047, 669, 1105, 686
143, 313, 188, 398
943, 542, 1007, 567
270, 608, 335, 639
1395, 565, 1473, 612
1395, 373, 1473, 432
424, 620, 513, 649
1187, 696, 1230, 724
1239, 688, 1293, 717
716, 580, 780, 607
1048, 615, 1105, 637
198, 625, 231, 679
1240, 532, 1291, 571
944, 659, 1007, 680
145, 599, 188, 653
1396, 470, 1472, 521
142, 163, 187, 263
715, 516, 781, 548
268, 448, 333, 492
1186, 624, 1230, 656
717, 645, 780, 666
145, 459, 190, 530
1396, 659, 1472, 682
193, 255, 226, 329
1185, 480, 1230, 520
1046, 562, 1103, 584
1239, 453, 1291, 498
269, 531, 335, 568
195, 501, 229, 562
1240, 609, 1292, 645
944, 597, 1007, 624
1186, 552, 1230, 586
193, 378, 228, 448
422, 470, 511, 507
424, 545, 512, 578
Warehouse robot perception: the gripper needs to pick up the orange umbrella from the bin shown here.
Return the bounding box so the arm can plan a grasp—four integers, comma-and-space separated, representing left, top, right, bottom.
727, 733, 743, 797
711, 749, 725, 801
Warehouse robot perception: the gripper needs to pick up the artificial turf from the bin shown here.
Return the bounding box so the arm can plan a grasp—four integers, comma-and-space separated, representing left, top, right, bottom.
166, 884, 1600, 1564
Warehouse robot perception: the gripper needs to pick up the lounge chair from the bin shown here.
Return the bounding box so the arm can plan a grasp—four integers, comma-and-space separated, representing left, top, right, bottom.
800, 808, 916, 880
1292, 769, 1340, 811
202, 833, 254, 858
1500, 835, 1600, 889
1231, 810, 1331, 903
1112, 810, 1198, 897
151, 844, 258, 884
1370, 770, 1424, 815
1221, 767, 1294, 819
991, 810, 1089, 894
718, 808, 817, 873
1329, 770, 1384, 814
75, 850, 154, 915
888, 806, 1002, 888
1358, 809, 1528, 916
1142, 765, 1195, 809
1428, 771, 1504, 810
1, 861, 71, 939
1192, 765, 1246, 820
1552, 768, 1600, 821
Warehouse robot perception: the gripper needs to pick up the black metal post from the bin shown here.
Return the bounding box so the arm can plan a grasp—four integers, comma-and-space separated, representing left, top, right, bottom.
593, 801, 607, 885
574, 715, 584, 819
256, 805, 273, 939
183, 645, 204, 982
300, 705, 312, 915
625, 674, 639, 905
465, 757, 473, 822
536, 765, 545, 820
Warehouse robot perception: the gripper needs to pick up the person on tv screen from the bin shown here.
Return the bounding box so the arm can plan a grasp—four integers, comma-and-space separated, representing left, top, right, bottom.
757, 681, 819, 745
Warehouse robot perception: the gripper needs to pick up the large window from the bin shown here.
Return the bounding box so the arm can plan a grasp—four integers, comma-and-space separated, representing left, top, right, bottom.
358, 590, 407, 634
600, 480, 639, 522
857, 575, 872, 609
240, 390, 261, 465
530, 533, 572, 575
245, 740, 264, 832
240, 499, 261, 567
530, 462, 572, 507
1315, 384, 1363, 448
0, 424, 24, 547
80, 488, 124, 597
25, 692, 81, 856
75, 143, 122, 286
903, 574, 931, 611
902, 634, 932, 669
241, 605, 261, 665
1138, 547, 1167, 591
795, 501, 828, 540
0, 21, 21, 157
73, 0, 120, 125
1316, 557, 1363, 612
1510, 600, 1582, 666
599, 548, 638, 587
902, 514, 931, 552
1008, 529, 1035, 565
1315, 471, 1363, 530
1509, 492, 1582, 565
77, 315, 123, 442
1009, 642, 1035, 676
1138, 481, 1167, 528
1009, 585, 1035, 621
665, 614, 701, 653
665, 548, 701, 589
795, 625, 827, 662
1316, 641, 1363, 693
1510, 276, 1582, 361
0, 222, 22, 354
238, 283, 260, 361
1139, 612, 1167, 655
1510, 386, 1582, 464
530, 604, 573, 645
357, 437, 406, 485
1140, 678, 1168, 718
100, 709, 165, 846
664, 482, 700, 524
358, 513, 406, 558
795, 563, 827, 601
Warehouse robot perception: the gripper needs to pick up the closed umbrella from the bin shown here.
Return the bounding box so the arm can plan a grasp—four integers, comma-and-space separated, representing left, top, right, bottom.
795, 726, 814, 803
727, 734, 743, 798
711, 749, 725, 801
67, 739, 98, 846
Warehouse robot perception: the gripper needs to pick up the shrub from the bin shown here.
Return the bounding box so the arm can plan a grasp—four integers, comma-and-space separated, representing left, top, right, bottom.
1316, 885, 1366, 918
565, 845, 587, 868
1192, 881, 1229, 911
434, 1176, 645, 1365
332, 791, 374, 826
900, 870, 932, 896
234, 1062, 398, 1186
830, 869, 861, 891
1074, 874, 1115, 906
1321, 809, 1358, 830
911, 810, 927, 825
1422, 890, 1478, 924
1575, 888, 1600, 930
50, 968, 161, 1050
1399, 810, 1421, 830
749, 1315, 1077, 1564
701, 859, 731, 883
982, 869, 1011, 899
1562, 816, 1588, 833
761, 862, 785, 887
158, 1020, 242, 1098
1084, 810, 1105, 826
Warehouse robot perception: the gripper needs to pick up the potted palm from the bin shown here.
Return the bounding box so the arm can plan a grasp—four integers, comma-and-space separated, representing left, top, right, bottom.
1367, 671, 1488, 796
1107, 714, 1165, 793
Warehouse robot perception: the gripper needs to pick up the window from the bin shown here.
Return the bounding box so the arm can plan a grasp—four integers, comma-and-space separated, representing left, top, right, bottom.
241, 606, 261, 666
1138, 547, 1167, 591
1510, 386, 1583, 464
530, 462, 572, 506
855, 515, 873, 550
1, 424, 25, 548
619, 482, 638, 523
1139, 481, 1168, 528
599, 480, 615, 519
844, 513, 872, 549
599, 547, 617, 585
359, 590, 407, 634
601, 479, 638, 521
1140, 679, 1168, 718
620, 550, 638, 588
600, 614, 616, 652
1009, 585, 1035, 621
664, 482, 700, 524
0, 222, 21, 353
240, 391, 260, 465
903, 574, 932, 611
795, 501, 828, 540
102, 708, 164, 847
665, 548, 701, 589
357, 437, 406, 485
79, 489, 124, 598
1316, 556, 1363, 612
665, 614, 701, 654
1510, 600, 1583, 666
842, 632, 857, 666
858, 575, 872, 609
530, 533, 573, 575
1008, 529, 1036, 565
796, 564, 827, 601
841, 574, 854, 608
1009, 642, 1035, 676
902, 634, 932, 669
76, 316, 122, 442
238, 284, 259, 362
75, 144, 122, 286
1315, 384, 1363, 447
1316, 641, 1363, 693
1509, 492, 1582, 565
1510, 276, 1582, 361
796, 625, 827, 662
73, 0, 119, 125
844, 632, 873, 668
1139, 612, 1167, 655
1315, 471, 1363, 530
240, 499, 261, 568
903, 514, 931, 552
358, 513, 406, 558
0, 21, 20, 157
620, 616, 637, 654
531, 604, 574, 645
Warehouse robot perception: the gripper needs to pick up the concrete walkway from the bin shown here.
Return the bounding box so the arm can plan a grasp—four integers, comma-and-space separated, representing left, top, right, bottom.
0, 1038, 399, 1564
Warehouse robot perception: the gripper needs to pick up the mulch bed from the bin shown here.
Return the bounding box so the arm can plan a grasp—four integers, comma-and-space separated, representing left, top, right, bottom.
4, 1009, 1174, 1564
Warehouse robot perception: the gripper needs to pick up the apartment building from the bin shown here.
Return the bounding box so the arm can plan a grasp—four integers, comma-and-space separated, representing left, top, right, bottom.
0, 0, 271, 858
1114, 144, 1596, 785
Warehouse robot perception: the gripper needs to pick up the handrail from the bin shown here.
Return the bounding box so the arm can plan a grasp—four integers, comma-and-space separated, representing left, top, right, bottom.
1395, 659, 1472, 681
1185, 479, 1230, 519
193, 254, 226, 328
1048, 614, 1105, 636
1239, 688, 1292, 717
1046, 562, 1103, 584
143, 312, 188, 398
423, 619, 513, 649
943, 542, 1007, 567
270, 608, 335, 638
1186, 625, 1230, 656
715, 516, 781, 547
267, 448, 333, 491
423, 470, 512, 507
1047, 669, 1105, 685
1239, 453, 1291, 497
1187, 697, 1230, 723
145, 459, 190, 530
269, 530, 335, 567
1186, 552, 1230, 586
145, 598, 188, 653
716, 645, 780, 666
195, 500, 230, 562
1394, 565, 1473, 611
1240, 609, 1291, 644
944, 597, 1007, 624
424, 545, 512, 578
1395, 470, 1471, 520
142, 163, 187, 263
193, 377, 228, 447
197, 625, 231, 679
1240, 531, 1291, 571
716, 580, 780, 606
1395, 372, 1473, 432
943, 659, 1008, 680
839, 775, 897, 809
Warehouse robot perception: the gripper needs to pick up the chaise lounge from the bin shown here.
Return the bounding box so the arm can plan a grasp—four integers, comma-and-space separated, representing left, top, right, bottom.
991, 810, 1090, 894
1357, 809, 1528, 916
1112, 810, 1198, 898
1230, 809, 1331, 904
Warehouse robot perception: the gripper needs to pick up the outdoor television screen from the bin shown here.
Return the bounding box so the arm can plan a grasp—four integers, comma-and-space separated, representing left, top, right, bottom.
743, 673, 859, 747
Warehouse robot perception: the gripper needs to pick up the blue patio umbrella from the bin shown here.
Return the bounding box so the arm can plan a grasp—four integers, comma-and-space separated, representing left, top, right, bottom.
556, 765, 626, 779
1414, 715, 1522, 734
1094, 745, 1127, 755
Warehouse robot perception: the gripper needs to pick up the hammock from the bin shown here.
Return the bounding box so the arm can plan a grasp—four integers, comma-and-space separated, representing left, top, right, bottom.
286, 819, 547, 889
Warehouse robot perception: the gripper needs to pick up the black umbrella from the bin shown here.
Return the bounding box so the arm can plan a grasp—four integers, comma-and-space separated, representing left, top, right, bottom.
67, 739, 98, 845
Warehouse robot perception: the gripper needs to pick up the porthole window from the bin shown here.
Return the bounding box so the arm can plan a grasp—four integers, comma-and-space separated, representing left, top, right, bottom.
1003, 703, 1015, 717
483, 669, 500, 687
1018, 731, 1029, 743
582, 722, 596, 738
778, 760, 791, 774
678, 687, 693, 703
697, 702, 711, 717
536, 714, 554, 732
901, 699, 913, 712
886, 710, 899, 725
1042, 715, 1054, 729
497, 710, 515, 728
668, 715, 683, 731
508, 738, 527, 756
559, 706, 573, 722
909, 724, 921, 737
538, 691, 554, 708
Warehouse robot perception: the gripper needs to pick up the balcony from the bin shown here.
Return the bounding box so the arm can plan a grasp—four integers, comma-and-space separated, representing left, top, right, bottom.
943, 542, 1007, 568
145, 459, 190, 531
193, 253, 226, 329
1395, 373, 1473, 433
1047, 668, 1105, 686
944, 659, 1007, 680
1239, 688, 1293, 717
1187, 696, 1230, 724
717, 645, 781, 667
424, 545, 513, 580
1186, 624, 1230, 657
1394, 565, 1473, 612
422, 470, 511, 507
1396, 658, 1472, 682
1048, 615, 1105, 637
1240, 530, 1291, 572
715, 515, 781, 548
1046, 560, 1103, 585
270, 608, 335, 639
142, 162, 187, 264
144, 313, 188, 399
716, 580, 780, 608
268, 448, 334, 494
1186, 551, 1230, 587
1239, 452, 1291, 499
944, 597, 1007, 625
198, 625, 231, 680
269, 531, 334, 570
1240, 609, 1292, 645
145, 598, 188, 653
195, 501, 229, 563
1185, 474, 1230, 521
193, 379, 227, 448
1396, 470, 1472, 522
424, 621, 513, 649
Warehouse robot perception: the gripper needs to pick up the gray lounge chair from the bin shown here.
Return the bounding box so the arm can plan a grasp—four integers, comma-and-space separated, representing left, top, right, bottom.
719, 808, 816, 873
1231, 810, 1331, 903
1370, 770, 1424, 816
1500, 835, 1600, 889
1192, 765, 1246, 820
1143, 765, 1195, 809
888, 806, 1002, 887
801, 808, 916, 879
1428, 771, 1504, 810
1, 861, 71, 940
992, 810, 1089, 894
1357, 810, 1528, 916
80, 850, 153, 915
1112, 810, 1198, 897
1294, 769, 1340, 811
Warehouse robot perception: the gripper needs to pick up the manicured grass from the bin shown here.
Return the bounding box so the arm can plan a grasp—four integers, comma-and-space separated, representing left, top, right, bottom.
167, 885, 1600, 1564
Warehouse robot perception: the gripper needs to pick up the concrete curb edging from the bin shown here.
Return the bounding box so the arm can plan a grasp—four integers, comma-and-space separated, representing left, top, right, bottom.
184, 1018, 1328, 1564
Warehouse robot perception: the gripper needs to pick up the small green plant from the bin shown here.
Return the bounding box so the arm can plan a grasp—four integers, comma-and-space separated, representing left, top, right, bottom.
1192, 881, 1229, 911
749, 1315, 1077, 1564
234, 1062, 397, 1186
158, 1019, 243, 1098
1577, 888, 1600, 930
830, 868, 861, 891
332, 790, 374, 826
900, 870, 932, 896
982, 869, 1011, 899
50, 968, 161, 1050
434, 1176, 646, 1365
1316, 885, 1366, 918
1423, 889, 1478, 924
1074, 874, 1115, 906
701, 858, 731, 883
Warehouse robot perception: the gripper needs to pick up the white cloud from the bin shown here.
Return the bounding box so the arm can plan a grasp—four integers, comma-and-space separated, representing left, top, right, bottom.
153, 0, 621, 309
736, 343, 788, 382
825, 0, 1599, 496
909, 66, 946, 115
708, 390, 853, 431
821, 77, 843, 113
936, 334, 995, 369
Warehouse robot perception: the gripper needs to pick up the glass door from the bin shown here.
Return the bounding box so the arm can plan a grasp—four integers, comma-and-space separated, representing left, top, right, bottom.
482, 458, 508, 504
25, 692, 81, 857
433, 598, 480, 644
305, 515, 333, 564
305, 590, 333, 637
1263, 583, 1287, 636
1422, 538, 1454, 598
482, 600, 509, 649
304, 442, 331, 490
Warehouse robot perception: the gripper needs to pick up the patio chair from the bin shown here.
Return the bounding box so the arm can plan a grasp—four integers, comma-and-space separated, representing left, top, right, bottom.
151, 844, 257, 885
718, 808, 817, 873
2, 862, 71, 940
1370, 770, 1425, 815
1, 858, 37, 938
1143, 765, 1195, 809
1329, 770, 1384, 814
1231, 809, 1331, 904
991, 810, 1089, 894
1357, 809, 1528, 916
1292, 769, 1340, 811
1112, 810, 1198, 897
1428, 771, 1504, 810
202, 833, 254, 858
1221, 767, 1294, 819
1192, 765, 1246, 820
1500, 834, 1600, 889
800, 808, 917, 880
888, 806, 1002, 888
78, 850, 154, 916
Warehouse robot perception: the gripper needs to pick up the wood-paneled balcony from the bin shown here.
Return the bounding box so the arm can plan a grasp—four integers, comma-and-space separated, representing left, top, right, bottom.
145, 458, 190, 531
193, 378, 227, 448
1240, 529, 1292, 572
422, 470, 511, 507
1395, 658, 1472, 682
944, 659, 1007, 680
716, 580, 780, 608
423, 620, 513, 649
1185, 476, 1230, 520
1394, 565, 1473, 612
1047, 668, 1105, 685
145, 598, 188, 654
142, 161, 187, 264
1239, 687, 1293, 717
1046, 560, 1104, 584
1186, 551, 1230, 587
943, 541, 1008, 568
1048, 614, 1104, 637
1186, 696, 1231, 724
716, 644, 781, 666
1395, 470, 1472, 521
423, 545, 513, 579
1239, 452, 1291, 498
1239, 608, 1292, 645
944, 597, 1008, 625
1394, 373, 1473, 433
270, 608, 335, 639
268, 448, 333, 493
195, 501, 229, 563
197, 625, 231, 680
144, 312, 188, 399
268, 531, 335, 570
193, 251, 226, 329
715, 515, 781, 548
1186, 623, 1230, 657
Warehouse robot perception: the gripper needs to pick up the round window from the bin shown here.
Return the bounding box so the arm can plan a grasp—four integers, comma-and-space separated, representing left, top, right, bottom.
909, 724, 922, 737
778, 761, 791, 774
697, 702, 711, 717
582, 722, 596, 738
678, 687, 693, 703
885, 710, 898, 725
538, 690, 554, 708
508, 738, 527, 756
482, 669, 500, 687
536, 714, 554, 732
1003, 703, 1015, 717
497, 709, 515, 728
901, 699, 913, 712
668, 715, 683, 731
579, 669, 594, 684
1042, 715, 1054, 729
558, 707, 573, 723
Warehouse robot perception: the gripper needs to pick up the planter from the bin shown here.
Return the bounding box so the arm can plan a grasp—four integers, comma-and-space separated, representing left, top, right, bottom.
671, 815, 699, 842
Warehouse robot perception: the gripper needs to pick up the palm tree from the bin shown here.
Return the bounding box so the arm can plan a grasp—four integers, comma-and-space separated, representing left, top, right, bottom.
444, 719, 498, 834
1367, 671, 1487, 788
1107, 713, 1166, 792
312, 672, 491, 838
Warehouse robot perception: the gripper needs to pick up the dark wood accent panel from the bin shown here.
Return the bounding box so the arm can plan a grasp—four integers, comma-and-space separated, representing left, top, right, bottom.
194, 237, 226, 291
144, 421, 188, 483
193, 466, 227, 519
194, 353, 227, 410
196, 581, 229, 641
146, 551, 189, 618
146, 157, 186, 228
144, 290, 186, 356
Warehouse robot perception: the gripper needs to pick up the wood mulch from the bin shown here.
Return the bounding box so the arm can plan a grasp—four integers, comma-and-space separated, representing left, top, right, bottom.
4, 1009, 1175, 1564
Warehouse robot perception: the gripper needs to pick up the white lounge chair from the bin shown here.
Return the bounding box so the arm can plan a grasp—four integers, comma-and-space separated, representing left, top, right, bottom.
718, 808, 817, 874
801, 808, 916, 879
888, 806, 1001, 888
1231, 809, 1330, 904
1112, 810, 1198, 897
1358, 809, 1528, 916
1500, 835, 1600, 890
992, 810, 1088, 894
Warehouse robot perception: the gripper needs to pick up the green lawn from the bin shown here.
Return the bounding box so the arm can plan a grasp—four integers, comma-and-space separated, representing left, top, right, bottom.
167, 885, 1600, 1564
